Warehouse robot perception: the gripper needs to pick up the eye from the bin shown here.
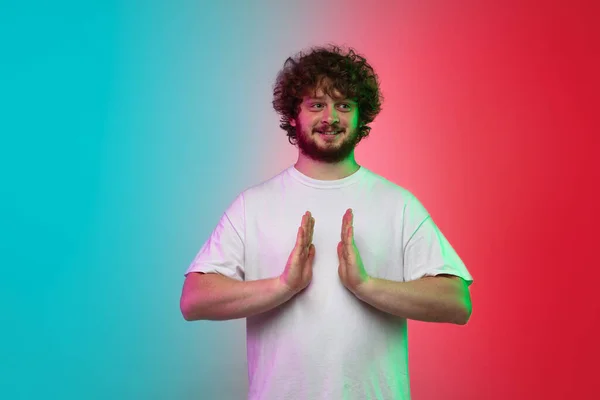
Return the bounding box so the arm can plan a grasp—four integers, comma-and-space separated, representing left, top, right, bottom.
338, 103, 352, 111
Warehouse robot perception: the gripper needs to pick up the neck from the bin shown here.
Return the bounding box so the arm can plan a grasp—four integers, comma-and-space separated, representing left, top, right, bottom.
294, 153, 360, 180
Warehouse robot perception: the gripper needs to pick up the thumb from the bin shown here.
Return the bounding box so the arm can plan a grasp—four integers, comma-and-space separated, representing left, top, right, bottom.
337, 242, 346, 281
307, 243, 316, 263
337, 241, 344, 261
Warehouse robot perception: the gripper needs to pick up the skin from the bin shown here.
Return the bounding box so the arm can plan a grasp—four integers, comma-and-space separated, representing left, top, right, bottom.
291, 85, 362, 181
181, 81, 472, 325
285, 82, 472, 324
279, 211, 316, 295
337, 207, 472, 325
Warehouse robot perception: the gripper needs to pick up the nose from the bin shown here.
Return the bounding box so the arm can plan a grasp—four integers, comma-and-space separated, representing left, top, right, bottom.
322, 106, 339, 124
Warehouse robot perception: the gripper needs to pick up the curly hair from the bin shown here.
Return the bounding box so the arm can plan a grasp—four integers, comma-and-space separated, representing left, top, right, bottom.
272, 44, 383, 145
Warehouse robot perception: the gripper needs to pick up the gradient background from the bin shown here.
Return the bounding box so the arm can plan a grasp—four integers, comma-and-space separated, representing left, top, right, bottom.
1, 1, 598, 399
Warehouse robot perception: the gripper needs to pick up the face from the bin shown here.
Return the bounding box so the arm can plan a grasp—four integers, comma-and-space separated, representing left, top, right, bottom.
290, 87, 361, 163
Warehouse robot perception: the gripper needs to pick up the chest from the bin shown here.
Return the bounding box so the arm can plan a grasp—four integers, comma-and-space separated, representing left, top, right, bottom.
243, 192, 405, 284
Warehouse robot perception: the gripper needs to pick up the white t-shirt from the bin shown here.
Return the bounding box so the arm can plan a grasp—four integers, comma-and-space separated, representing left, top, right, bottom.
186, 165, 473, 400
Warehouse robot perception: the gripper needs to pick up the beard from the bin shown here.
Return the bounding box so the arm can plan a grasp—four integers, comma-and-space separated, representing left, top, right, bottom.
295, 122, 361, 163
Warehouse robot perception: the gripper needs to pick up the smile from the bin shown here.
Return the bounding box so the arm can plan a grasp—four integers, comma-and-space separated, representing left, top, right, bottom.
315, 129, 343, 135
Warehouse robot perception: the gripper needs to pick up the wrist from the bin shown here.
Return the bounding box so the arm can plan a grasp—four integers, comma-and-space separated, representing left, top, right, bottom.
353, 276, 376, 300
275, 276, 297, 299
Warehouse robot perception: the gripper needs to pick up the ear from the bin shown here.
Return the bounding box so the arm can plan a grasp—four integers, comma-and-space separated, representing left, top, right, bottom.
289, 118, 296, 127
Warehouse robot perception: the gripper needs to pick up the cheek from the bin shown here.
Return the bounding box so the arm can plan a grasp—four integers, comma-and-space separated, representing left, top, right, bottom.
341, 112, 357, 124
303, 117, 320, 129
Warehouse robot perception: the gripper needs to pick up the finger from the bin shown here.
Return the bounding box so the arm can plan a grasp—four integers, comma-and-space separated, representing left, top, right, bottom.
337, 240, 343, 258
343, 239, 351, 261
309, 216, 315, 245
307, 243, 316, 263
344, 209, 353, 244
338, 244, 347, 283
301, 212, 309, 246
341, 211, 347, 243
295, 226, 303, 249
304, 244, 316, 280
338, 240, 348, 264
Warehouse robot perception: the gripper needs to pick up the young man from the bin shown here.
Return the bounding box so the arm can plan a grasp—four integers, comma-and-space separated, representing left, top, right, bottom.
181, 45, 473, 400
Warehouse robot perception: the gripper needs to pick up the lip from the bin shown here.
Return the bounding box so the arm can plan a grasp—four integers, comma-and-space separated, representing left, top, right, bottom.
315, 129, 344, 135
317, 132, 342, 141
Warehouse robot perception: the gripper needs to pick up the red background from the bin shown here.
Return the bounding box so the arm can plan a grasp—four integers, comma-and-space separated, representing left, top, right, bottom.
272, 1, 599, 398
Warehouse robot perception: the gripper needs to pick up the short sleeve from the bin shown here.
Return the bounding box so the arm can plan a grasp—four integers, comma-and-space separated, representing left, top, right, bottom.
402, 193, 473, 286
185, 193, 246, 281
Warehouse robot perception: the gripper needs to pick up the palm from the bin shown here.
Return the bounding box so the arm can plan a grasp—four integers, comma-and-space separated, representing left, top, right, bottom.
338, 209, 369, 292
281, 212, 316, 294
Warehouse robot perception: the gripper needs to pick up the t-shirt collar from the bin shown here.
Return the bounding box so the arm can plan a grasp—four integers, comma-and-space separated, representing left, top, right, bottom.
287, 164, 367, 189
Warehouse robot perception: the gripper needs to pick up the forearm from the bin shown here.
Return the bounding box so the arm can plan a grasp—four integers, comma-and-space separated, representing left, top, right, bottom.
181, 274, 294, 321
354, 275, 472, 325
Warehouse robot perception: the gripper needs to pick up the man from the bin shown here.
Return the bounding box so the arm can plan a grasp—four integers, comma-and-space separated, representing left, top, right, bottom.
181, 45, 473, 400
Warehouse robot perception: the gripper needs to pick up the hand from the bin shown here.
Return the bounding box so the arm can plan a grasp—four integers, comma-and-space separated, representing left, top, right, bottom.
279, 211, 316, 295
338, 209, 370, 293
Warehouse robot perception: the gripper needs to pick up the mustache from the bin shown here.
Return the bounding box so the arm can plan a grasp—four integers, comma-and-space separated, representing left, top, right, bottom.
314, 125, 343, 131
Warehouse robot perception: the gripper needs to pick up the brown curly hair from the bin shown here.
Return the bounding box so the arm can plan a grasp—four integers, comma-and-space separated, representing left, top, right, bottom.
272, 44, 383, 145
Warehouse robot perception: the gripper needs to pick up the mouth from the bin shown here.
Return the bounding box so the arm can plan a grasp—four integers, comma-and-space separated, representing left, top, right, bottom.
315, 128, 344, 136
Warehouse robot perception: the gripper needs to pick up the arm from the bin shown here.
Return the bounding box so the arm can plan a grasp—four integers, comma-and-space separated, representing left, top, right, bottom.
354, 274, 472, 325
181, 211, 317, 321
180, 272, 294, 321
338, 209, 473, 325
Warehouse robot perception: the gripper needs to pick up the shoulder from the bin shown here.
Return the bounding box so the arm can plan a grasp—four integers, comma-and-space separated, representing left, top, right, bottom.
361, 167, 417, 205
359, 168, 432, 224
231, 167, 292, 211
242, 168, 289, 196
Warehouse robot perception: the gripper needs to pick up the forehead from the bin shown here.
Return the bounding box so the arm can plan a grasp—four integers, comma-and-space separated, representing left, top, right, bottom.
303, 86, 354, 102
303, 76, 354, 100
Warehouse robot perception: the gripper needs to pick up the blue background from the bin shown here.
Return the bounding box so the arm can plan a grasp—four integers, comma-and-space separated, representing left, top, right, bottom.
1, 1, 313, 398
